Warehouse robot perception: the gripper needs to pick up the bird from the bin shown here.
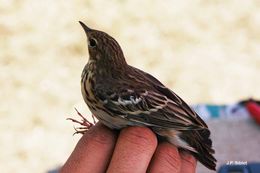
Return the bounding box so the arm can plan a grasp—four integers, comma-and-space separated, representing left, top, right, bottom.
77, 21, 216, 170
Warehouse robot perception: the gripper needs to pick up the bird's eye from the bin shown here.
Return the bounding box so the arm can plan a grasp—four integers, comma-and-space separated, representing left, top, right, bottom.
89, 38, 97, 48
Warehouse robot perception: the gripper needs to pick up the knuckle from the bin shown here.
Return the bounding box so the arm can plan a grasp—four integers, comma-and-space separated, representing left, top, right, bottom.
158, 144, 181, 172
180, 152, 197, 169
87, 125, 116, 145
121, 127, 157, 147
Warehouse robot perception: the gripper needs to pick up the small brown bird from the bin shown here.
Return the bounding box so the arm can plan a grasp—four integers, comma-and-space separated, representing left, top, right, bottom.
78, 21, 216, 170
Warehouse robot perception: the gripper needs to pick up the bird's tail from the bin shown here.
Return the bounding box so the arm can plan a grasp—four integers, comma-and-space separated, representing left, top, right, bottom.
192, 149, 216, 170
180, 128, 217, 170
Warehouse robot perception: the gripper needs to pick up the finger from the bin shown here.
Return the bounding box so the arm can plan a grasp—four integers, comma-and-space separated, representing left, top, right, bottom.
179, 151, 197, 173
107, 126, 157, 173
60, 123, 118, 173
148, 142, 181, 173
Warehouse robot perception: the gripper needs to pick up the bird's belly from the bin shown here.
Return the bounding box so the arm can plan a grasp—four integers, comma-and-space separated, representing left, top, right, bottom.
153, 128, 197, 153
88, 105, 129, 129
81, 77, 129, 129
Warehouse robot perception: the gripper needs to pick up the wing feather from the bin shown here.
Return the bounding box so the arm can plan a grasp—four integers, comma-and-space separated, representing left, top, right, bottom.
96, 88, 204, 130
94, 66, 207, 130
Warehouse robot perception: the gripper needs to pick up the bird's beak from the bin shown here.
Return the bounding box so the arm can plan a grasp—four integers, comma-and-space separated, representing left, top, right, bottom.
79, 21, 92, 35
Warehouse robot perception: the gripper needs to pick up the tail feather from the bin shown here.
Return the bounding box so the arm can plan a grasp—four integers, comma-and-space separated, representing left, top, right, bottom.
193, 151, 216, 170
179, 128, 217, 170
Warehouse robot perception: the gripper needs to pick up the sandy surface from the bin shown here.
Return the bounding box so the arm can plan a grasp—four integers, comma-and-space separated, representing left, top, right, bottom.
1, 0, 260, 172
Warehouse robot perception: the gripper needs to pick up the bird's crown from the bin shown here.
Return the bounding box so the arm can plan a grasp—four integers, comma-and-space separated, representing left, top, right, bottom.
79, 21, 127, 69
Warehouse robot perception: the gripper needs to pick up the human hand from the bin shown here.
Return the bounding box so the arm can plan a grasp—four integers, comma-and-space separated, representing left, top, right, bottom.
60, 123, 196, 173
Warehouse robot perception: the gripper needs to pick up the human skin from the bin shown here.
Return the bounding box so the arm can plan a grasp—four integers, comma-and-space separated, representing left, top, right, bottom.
60, 123, 196, 173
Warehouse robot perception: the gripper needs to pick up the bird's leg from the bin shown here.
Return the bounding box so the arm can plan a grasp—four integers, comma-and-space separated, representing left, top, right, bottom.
67, 108, 97, 135
91, 113, 97, 124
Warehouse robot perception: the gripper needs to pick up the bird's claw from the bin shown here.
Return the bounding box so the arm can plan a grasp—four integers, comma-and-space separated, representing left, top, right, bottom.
67, 108, 97, 135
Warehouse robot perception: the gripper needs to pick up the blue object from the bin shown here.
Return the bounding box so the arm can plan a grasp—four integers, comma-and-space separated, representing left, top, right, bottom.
218, 162, 260, 173
192, 103, 250, 120
206, 105, 225, 118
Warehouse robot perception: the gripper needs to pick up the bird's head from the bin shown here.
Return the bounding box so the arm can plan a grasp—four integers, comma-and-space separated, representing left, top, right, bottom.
79, 21, 127, 71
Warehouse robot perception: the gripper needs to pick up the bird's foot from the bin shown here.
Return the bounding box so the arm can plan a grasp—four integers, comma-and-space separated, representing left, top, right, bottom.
67, 108, 97, 135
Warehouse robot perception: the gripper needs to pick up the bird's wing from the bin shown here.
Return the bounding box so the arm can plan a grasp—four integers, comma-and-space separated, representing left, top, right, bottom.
95, 83, 205, 130
134, 67, 208, 127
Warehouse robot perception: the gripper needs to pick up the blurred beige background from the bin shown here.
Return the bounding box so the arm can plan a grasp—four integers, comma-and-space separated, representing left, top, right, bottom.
1, 0, 260, 172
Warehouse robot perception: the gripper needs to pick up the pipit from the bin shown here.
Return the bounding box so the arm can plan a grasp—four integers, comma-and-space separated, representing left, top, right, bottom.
75, 21, 216, 170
